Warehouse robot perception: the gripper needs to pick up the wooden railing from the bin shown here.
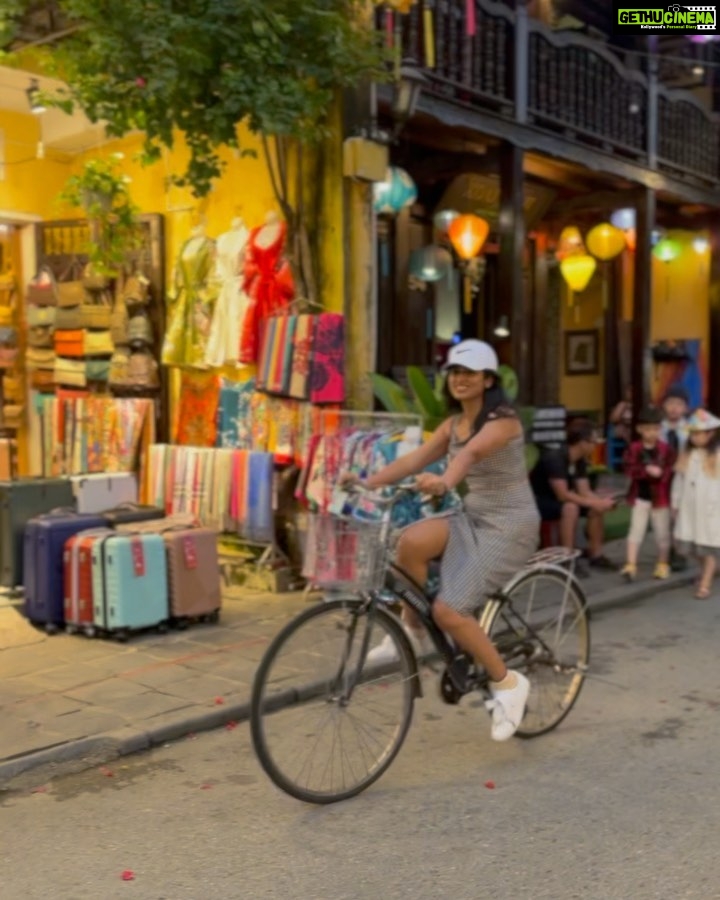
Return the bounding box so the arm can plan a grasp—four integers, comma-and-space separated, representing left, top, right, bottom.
384, 0, 720, 184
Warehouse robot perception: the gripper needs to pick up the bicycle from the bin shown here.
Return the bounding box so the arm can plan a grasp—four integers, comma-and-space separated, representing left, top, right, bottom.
250, 482, 590, 804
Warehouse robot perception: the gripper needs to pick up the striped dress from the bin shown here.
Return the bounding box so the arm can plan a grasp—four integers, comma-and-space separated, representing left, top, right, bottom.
439, 412, 539, 615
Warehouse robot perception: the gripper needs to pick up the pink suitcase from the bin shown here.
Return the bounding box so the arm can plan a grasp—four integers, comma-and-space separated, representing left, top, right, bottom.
163, 527, 222, 623
63, 528, 114, 636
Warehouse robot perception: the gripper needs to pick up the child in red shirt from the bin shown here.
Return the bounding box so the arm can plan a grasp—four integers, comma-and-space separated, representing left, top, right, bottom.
621, 406, 676, 581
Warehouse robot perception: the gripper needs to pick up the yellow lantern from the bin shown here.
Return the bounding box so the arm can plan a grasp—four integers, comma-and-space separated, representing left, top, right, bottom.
556, 226, 585, 261
560, 254, 596, 292
586, 223, 626, 261
448, 214, 490, 260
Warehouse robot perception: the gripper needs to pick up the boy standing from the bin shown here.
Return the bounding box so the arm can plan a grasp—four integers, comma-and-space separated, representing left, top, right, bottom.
620, 407, 676, 581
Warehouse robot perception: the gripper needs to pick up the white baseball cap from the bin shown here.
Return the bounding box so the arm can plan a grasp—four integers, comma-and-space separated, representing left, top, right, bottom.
442, 339, 499, 373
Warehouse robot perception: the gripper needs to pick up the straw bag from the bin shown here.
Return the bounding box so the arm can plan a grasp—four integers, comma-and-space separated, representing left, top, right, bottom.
26, 348, 56, 371
110, 290, 129, 345
55, 307, 84, 330
2, 404, 23, 430
79, 300, 112, 330
54, 357, 87, 387
27, 305, 56, 328
122, 274, 150, 306
0, 346, 18, 369
108, 347, 131, 386
128, 312, 153, 347
82, 263, 109, 291
27, 325, 54, 349
86, 358, 110, 382
54, 329, 85, 358
0, 271, 17, 326
26, 266, 58, 307
83, 330, 114, 356
30, 369, 55, 391
0, 326, 17, 346
4, 374, 23, 400
127, 350, 159, 388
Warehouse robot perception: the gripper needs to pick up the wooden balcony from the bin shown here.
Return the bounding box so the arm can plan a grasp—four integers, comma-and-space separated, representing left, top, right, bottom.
383, 0, 720, 190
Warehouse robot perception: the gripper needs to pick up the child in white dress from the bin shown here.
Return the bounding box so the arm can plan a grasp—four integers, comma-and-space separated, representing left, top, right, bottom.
671, 409, 720, 599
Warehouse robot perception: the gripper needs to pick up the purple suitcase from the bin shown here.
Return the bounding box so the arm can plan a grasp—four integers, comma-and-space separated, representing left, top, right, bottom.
23, 510, 106, 633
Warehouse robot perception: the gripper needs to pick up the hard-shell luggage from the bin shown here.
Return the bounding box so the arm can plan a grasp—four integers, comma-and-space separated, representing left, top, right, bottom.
164, 527, 222, 622
70, 473, 138, 514
0, 478, 74, 589
23, 510, 106, 632
63, 528, 114, 635
115, 514, 199, 535
100, 502, 165, 527
91, 532, 169, 639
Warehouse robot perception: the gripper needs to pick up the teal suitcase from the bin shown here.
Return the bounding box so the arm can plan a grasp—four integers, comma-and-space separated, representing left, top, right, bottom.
91, 533, 169, 640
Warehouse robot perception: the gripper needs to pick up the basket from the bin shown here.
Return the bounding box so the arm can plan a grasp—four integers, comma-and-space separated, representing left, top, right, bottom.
303, 514, 387, 592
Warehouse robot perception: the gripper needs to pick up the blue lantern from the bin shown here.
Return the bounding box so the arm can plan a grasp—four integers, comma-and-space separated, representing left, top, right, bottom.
373, 166, 418, 215
409, 245, 452, 282
610, 208, 636, 231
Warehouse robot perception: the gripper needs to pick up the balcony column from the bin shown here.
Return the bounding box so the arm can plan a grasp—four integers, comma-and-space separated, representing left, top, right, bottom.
709, 223, 720, 411
631, 187, 655, 419
498, 141, 529, 401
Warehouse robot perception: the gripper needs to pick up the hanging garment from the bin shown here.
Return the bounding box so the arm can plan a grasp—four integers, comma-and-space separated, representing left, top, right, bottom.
309, 313, 345, 404
216, 377, 255, 449
288, 314, 314, 400
238, 222, 295, 364
162, 235, 218, 367
175, 371, 220, 446
204, 223, 252, 367
247, 452, 275, 543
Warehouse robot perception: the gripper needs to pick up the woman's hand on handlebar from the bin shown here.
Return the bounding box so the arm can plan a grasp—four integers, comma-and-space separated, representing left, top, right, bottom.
339, 471, 362, 489
415, 472, 448, 497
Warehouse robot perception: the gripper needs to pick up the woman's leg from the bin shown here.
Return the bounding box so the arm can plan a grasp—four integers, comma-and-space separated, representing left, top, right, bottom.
432, 600, 506, 682
394, 518, 450, 631
697, 554, 717, 597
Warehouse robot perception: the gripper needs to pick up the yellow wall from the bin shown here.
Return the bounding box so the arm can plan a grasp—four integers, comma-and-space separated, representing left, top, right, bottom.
0, 110, 73, 217
559, 273, 605, 415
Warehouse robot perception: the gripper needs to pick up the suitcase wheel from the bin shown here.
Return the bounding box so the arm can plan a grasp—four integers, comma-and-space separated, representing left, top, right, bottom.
204, 610, 221, 625
66, 625, 77, 636
84, 626, 96, 638
156, 622, 169, 635
114, 629, 130, 643
173, 617, 189, 631
45, 623, 60, 635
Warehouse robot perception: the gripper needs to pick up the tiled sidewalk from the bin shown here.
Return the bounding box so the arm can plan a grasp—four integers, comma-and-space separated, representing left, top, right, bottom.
0, 539, 695, 786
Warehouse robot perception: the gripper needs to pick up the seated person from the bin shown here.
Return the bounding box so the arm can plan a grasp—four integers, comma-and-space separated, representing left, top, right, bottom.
530, 422, 617, 569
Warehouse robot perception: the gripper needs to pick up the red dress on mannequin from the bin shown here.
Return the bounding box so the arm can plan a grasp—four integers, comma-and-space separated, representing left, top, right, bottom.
238, 221, 295, 364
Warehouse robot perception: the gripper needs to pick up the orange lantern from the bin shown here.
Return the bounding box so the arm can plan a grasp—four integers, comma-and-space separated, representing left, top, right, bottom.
586, 223, 626, 261
560, 255, 596, 293
556, 226, 585, 261
624, 228, 637, 252
448, 214, 489, 260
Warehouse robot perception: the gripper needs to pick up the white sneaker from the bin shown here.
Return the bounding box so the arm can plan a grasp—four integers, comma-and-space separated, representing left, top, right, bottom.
365, 628, 432, 664
485, 671, 530, 742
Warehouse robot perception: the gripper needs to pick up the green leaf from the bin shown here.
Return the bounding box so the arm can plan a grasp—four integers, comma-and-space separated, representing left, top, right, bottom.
407, 366, 446, 423
524, 442, 540, 472
498, 364, 519, 402
368, 373, 412, 415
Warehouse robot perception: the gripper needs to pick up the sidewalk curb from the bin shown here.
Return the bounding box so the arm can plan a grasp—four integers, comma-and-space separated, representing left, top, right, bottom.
0, 572, 697, 787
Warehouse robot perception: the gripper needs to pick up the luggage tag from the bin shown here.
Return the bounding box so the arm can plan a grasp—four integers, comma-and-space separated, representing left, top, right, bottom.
130, 537, 146, 577
182, 535, 198, 569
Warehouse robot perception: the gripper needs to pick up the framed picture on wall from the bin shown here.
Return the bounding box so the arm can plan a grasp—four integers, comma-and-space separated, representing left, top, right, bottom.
565, 329, 599, 376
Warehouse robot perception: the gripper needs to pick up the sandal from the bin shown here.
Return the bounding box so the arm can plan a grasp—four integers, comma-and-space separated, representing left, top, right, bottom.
694, 585, 712, 600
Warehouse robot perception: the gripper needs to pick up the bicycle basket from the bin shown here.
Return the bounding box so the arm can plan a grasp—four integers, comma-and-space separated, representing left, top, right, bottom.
303, 513, 388, 592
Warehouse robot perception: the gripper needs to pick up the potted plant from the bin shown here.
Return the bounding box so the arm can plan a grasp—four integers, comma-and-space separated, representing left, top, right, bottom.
60, 157, 142, 276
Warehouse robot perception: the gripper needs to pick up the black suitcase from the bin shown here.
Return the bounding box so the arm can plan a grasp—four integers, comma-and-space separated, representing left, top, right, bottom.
0, 479, 75, 589
101, 502, 165, 527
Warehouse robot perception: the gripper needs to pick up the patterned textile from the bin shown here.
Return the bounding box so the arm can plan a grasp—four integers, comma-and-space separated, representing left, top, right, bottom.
309, 313, 345, 404
175, 371, 220, 447
216, 377, 255, 449
288, 314, 313, 400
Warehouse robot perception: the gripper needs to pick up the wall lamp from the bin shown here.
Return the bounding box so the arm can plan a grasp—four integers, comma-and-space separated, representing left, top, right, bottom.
26, 78, 46, 115
362, 58, 427, 145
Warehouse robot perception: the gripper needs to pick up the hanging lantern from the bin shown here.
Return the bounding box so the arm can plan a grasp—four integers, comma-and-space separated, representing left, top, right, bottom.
373, 166, 418, 215
448, 214, 489, 260
586, 223, 626, 261
409, 245, 453, 282
559, 255, 596, 293
623, 228, 637, 252
610, 208, 636, 232
555, 226, 585, 261
652, 238, 681, 263
693, 236, 709, 255
433, 209, 459, 235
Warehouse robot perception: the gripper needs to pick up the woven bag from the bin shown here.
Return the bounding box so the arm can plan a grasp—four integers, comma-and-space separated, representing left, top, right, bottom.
54, 329, 85, 358
83, 330, 114, 356
26, 267, 58, 307
27, 325, 54, 349
26, 347, 56, 371
27, 305, 56, 327
55, 307, 84, 330
54, 357, 87, 387
86, 358, 110, 382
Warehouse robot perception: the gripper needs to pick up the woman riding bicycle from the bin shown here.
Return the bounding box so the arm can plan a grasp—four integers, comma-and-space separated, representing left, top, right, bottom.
347, 339, 540, 741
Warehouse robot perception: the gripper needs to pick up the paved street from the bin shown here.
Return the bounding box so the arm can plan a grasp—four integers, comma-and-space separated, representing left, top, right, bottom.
2, 584, 718, 900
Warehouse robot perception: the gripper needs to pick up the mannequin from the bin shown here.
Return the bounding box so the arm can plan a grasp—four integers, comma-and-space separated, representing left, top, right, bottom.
254, 211, 282, 250
204, 217, 251, 367
183, 220, 210, 259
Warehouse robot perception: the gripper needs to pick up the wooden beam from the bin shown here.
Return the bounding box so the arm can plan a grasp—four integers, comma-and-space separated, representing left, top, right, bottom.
532, 232, 549, 403
631, 187, 655, 415
498, 141, 530, 400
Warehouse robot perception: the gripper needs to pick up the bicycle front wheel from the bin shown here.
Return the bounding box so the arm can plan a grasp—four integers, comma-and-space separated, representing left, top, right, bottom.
482, 569, 590, 738
250, 598, 419, 804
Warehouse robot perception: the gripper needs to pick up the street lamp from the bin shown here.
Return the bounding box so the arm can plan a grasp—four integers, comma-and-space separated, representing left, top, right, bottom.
390, 59, 426, 137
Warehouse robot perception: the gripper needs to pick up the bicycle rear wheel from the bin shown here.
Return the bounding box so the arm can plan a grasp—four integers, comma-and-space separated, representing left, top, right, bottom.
482, 569, 590, 737
250, 597, 419, 804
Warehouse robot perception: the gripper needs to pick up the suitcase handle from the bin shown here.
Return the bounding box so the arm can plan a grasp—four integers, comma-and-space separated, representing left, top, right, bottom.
45, 506, 79, 516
